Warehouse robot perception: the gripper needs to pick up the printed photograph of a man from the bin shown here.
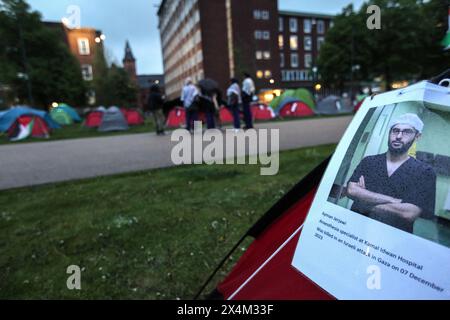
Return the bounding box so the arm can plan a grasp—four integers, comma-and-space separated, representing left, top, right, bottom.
328, 101, 450, 248
346, 113, 436, 233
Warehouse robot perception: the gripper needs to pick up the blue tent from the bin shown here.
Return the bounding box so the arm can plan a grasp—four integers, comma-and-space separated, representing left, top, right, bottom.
0, 106, 60, 132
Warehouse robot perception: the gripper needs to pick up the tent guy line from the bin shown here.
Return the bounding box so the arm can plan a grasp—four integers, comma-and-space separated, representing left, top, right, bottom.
227, 223, 305, 300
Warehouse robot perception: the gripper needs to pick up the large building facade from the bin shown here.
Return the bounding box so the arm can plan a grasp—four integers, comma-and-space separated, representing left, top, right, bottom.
158, 0, 333, 99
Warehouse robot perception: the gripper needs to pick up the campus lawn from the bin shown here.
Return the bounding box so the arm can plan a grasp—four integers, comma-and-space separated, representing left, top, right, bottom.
0, 144, 335, 299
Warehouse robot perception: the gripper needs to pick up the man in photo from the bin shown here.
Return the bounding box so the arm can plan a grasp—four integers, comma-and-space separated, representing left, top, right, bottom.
346, 113, 436, 233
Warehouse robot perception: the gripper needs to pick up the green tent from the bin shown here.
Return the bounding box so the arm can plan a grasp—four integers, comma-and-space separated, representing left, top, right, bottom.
50, 107, 73, 125
270, 88, 315, 110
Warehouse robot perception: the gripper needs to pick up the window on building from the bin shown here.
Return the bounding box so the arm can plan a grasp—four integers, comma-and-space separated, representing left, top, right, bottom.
256, 70, 264, 79
280, 53, 285, 68
253, 10, 261, 20
304, 54, 312, 68
262, 11, 269, 20
254, 30, 262, 39
289, 18, 298, 32
317, 37, 325, 51
330, 21, 334, 28
263, 51, 271, 60
81, 64, 93, 81
78, 38, 90, 55
304, 36, 312, 51
87, 89, 96, 105
278, 17, 283, 32
290, 53, 298, 68
289, 35, 298, 50
304, 19, 312, 33
278, 35, 284, 49
256, 51, 263, 60
262, 31, 270, 40
317, 20, 325, 34
264, 70, 272, 79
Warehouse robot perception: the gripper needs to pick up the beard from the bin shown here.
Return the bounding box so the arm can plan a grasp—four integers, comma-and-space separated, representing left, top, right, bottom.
388, 139, 415, 156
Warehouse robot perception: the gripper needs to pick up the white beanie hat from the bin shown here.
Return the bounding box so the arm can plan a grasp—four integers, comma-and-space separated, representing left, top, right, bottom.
390, 113, 424, 133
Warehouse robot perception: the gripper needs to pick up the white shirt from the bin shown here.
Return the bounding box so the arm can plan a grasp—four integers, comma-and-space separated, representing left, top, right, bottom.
181, 84, 199, 108
242, 77, 255, 96
226, 83, 242, 104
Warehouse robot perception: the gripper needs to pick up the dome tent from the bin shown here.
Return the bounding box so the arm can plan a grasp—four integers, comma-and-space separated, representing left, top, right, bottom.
316, 95, 353, 115
98, 106, 129, 132
270, 88, 315, 111
50, 107, 73, 125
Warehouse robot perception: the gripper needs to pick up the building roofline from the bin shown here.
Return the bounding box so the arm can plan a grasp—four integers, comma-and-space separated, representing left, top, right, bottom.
157, 0, 165, 16
43, 20, 102, 33
278, 10, 334, 19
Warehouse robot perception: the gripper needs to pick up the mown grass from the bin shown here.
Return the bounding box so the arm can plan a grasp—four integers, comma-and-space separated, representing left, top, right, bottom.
0, 144, 335, 299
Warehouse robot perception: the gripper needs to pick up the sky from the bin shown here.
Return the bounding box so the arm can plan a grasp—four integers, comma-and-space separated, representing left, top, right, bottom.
27, 0, 366, 75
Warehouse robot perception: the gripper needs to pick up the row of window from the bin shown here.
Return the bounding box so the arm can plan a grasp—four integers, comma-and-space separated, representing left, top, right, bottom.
280, 53, 312, 68
256, 51, 271, 60
281, 69, 314, 82
78, 38, 90, 55
279, 35, 325, 51
253, 9, 270, 20
279, 17, 326, 34
254, 30, 270, 40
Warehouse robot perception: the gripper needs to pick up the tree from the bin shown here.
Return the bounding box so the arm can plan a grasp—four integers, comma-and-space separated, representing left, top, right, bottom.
318, 0, 449, 90
0, 0, 86, 108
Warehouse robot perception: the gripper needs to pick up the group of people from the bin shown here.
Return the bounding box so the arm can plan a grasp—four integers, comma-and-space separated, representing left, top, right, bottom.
145, 73, 257, 135
181, 73, 257, 133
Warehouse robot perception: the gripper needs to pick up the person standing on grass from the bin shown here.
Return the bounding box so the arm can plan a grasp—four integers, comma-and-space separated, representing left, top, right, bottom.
147, 84, 166, 136
226, 78, 242, 132
181, 77, 199, 132
241, 72, 255, 129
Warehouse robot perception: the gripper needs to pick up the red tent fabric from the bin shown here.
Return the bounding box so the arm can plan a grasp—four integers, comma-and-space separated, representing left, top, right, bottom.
166, 107, 186, 128
279, 101, 314, 118
219, 107, 234, 124
85, 111, 104, 128
251, 104, 275, 121
8, 115, 50, 139
212, 158, 334, 300
125, 110, 144, 126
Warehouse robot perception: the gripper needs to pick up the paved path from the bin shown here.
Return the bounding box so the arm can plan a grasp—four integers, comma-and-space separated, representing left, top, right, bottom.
0, 116, 352, 190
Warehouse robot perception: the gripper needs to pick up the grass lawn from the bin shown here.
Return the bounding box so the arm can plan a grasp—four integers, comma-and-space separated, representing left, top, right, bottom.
0, 144, 335, 299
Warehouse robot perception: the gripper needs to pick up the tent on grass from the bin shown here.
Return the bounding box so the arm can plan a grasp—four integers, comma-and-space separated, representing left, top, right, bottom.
195, 158, 333, 300
0, 106, 60, 141
277, 100, 314, 118
98, 106, 129, 132
50, 107, 73, 125
270, 88, 316, 111
56, 104, 81, 122
316, 95, 353, 115
84, 111, 103, 128
122, 108, 145, 126
166, 107, 186, 128
251, 103, 275, 121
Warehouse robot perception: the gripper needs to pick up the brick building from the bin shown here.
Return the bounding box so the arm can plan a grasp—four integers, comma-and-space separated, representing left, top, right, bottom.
45, 22, 106, 105
157, 0, 333, 100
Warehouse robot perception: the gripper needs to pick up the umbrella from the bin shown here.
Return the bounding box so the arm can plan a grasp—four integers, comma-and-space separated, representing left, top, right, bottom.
198, 78, 218, 95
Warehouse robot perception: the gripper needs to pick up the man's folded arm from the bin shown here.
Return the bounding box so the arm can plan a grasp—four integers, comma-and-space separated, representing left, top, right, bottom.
370, 203, 422, 223
347, 182, 401, 205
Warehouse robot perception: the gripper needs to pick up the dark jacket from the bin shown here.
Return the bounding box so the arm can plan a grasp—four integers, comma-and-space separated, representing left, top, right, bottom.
147, 92, 164, 111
